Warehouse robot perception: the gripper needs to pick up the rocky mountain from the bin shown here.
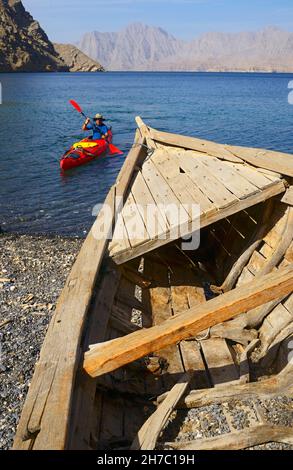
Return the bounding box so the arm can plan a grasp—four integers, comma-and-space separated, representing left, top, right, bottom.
78, 23, 183, 71
0, 0, 67, 72
78, 23, 293, 72
54, 43, 104, 72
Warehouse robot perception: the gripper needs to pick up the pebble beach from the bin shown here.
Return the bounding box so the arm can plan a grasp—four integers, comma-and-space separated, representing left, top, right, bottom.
0, 233, 82, 449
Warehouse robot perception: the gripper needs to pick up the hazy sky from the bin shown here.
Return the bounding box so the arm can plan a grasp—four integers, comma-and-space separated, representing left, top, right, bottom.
22, 0, 293, 43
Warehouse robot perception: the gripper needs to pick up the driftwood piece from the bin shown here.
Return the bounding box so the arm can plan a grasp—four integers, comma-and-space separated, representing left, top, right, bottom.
209, 323, 258, 346
209, 256, 293, 343
164, 424, 293, 450
210, 206, 293, 336
261, 325, 293, 370
257, 295, 293, 360
131, 373, 190, 450
157, 361, 293, 407
212, 295, 288, 344
239, 339, 260, 384
257, 206, 293, 277
84, 266, 293, 378
211, 199, 274, 294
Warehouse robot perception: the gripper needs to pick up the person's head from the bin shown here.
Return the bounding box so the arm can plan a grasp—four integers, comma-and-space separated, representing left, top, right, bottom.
94, 113, 104, 126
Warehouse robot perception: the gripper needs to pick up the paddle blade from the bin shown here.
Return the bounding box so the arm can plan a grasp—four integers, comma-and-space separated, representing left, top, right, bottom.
108, 143, 124, 156
69, 99, 82, 114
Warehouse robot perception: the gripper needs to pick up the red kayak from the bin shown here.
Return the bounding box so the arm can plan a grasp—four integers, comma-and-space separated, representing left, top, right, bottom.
60, 130, 114, 171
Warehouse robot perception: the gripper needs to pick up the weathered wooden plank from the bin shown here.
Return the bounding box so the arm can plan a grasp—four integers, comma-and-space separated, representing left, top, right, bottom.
115, 129, 146, 197
131, 373, 190, 450
263, 206, 289, 249
141, 158, 189, 228
136, 116, 157, 150
281, 186, 293, 206
152, 149, 215, 217
110, 212, 132, 254
257, 168, 282, 181
179, 152, 237, 208
149, 258, 185, 387
159, 361, 293, 408
201, 338, 239, 386
165, 424, 293, 450
227, 144, 293, 178
121, 191, 150, 248
168, 261, 210, 388
148, 126, 242, 163
84, 265, 293, 378
226, 161, 279, 189
259, 302, 293, 351
131, 170, 168, 236
68, 266, 121, 449
198, 154, 260, 199
247, 250, 268, 275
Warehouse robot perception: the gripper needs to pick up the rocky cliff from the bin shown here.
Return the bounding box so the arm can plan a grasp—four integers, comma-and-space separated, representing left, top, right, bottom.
0, 0, 67, 72
54, 43, 104, 72
78, 23, 293, 72
78, 23, 183, 71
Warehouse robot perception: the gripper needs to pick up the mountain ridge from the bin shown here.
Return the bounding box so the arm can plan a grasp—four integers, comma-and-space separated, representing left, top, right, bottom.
78, 23, 293, 72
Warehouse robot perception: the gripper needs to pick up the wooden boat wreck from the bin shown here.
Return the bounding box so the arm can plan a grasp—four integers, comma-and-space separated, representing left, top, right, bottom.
14, 118, 293, 450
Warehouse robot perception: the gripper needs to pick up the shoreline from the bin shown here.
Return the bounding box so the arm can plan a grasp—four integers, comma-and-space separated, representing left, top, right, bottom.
1, 70, 293, 75
0, 233, 82, 449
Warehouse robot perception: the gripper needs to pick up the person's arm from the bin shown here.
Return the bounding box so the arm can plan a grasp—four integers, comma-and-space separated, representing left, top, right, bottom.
101, 125, 109, 139
82, 118, 92, 131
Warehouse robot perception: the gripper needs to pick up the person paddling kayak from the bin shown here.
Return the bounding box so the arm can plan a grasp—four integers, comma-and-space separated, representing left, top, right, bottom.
82, 113, 109, 140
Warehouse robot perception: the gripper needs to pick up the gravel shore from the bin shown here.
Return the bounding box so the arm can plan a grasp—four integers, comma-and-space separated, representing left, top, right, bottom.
0, 233, 82, 449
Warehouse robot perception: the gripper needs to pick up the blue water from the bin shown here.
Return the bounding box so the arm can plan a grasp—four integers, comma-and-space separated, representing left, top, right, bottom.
0, 72, 293, 237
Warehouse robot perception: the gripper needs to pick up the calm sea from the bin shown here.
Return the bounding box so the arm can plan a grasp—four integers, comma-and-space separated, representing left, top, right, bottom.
0, 72, 293, 236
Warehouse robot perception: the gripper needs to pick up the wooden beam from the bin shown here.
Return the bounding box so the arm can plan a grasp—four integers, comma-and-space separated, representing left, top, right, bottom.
115, 129, 146, 197
83, 265, 293, 378
135, 116, 157, 150
148, 126, 242, 163
164, 424, 293, 450
227, 145, 293, 178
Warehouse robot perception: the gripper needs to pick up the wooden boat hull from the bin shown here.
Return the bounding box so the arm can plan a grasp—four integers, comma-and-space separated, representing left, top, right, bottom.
14, 119, 293, 450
